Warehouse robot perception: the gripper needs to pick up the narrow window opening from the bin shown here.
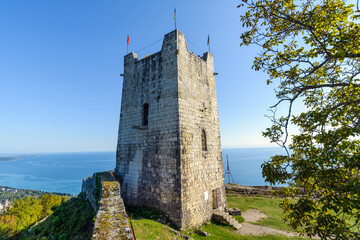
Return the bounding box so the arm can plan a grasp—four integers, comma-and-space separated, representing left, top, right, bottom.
201, 129, 207, 151
142, 103, 149, 126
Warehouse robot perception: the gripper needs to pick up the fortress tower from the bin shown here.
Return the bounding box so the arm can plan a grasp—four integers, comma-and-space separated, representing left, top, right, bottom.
115, 30, 226, 229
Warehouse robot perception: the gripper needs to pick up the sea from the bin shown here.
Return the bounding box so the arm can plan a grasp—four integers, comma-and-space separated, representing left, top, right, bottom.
0, 148, 285, 195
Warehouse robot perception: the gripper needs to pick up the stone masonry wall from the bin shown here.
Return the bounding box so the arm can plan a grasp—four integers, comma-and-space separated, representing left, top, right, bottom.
177, 31, 226, 227
115, 31, 182, 227
115, 30, 226, 229
81, 173, 98, 212
93, 171, 132, 239
82, 171, 133, 239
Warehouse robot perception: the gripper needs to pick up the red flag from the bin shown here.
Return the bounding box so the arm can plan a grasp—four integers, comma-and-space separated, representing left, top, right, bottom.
127, 35, 130, 45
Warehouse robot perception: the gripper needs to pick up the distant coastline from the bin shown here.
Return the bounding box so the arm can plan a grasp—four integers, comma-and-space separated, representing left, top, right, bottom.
0, 155, 38, 162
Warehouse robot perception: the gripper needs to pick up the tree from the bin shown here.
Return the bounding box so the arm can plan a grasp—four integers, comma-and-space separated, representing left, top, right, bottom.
239, 0, 360, 238
0, 194, 67, 238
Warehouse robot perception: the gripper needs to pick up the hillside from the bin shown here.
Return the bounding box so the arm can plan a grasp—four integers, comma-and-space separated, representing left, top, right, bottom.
0, 194, 68, 239
5, 192, 310, 240
14, 194, 95, 240
0, 186, 72, 215
3, 182, 341, 239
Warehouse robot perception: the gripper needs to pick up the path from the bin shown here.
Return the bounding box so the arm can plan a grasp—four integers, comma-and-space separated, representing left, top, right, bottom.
236, 209, 315, 238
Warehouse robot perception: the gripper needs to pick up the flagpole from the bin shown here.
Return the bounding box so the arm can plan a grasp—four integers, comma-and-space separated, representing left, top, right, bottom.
174, 8, 176, 30
127, 35, 129, 54
207, 35, 210, 53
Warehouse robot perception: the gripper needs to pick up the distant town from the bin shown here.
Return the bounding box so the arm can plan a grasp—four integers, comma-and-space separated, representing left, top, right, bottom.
0, 187, 17, 213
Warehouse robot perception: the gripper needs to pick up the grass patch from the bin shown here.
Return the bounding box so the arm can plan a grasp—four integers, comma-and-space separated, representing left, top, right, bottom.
187, 221, 307, 240
126, 205, 177, 228
127, 205, 182, 239
233, 215, 245, 223
227, 194, 295, 232
127, 199, 308, 240
131, 219, 180, 240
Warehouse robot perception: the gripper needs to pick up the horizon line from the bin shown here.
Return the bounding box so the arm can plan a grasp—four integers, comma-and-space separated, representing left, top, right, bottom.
0, 145, 281, 155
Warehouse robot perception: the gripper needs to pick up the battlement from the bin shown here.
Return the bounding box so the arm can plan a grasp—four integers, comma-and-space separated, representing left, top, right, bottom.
124, 30, 213, 67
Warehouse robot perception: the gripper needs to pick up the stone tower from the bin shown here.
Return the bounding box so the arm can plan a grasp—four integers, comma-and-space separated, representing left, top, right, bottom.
115, 30, 226, 229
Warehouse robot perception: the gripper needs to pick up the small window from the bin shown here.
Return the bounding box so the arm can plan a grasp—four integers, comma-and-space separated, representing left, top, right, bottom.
201, 129, 207, 151
142, 103, 149, 126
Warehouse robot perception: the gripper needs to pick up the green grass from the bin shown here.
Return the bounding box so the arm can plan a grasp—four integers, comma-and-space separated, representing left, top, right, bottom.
11, 193, 306, 240
186, 222, 307, 240
227, 194, 295, 232
131, 219, 181, 240
233, 215, 245, 223
131, 219, 308, 240
128, 195, 309, 240
129, 210, 304, 240
127, 206, 181, 240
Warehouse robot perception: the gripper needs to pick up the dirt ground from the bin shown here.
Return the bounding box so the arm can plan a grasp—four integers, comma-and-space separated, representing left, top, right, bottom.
236, 209, 309, 238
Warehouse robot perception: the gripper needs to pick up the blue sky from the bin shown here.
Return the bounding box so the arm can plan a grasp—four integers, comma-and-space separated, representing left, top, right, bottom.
0, 0, 279, 153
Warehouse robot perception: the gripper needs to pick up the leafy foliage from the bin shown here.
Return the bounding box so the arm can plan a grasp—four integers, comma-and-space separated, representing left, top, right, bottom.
15, 193, 96, 240
95, 173, 102, 207
0, 194, 67, 239
239, 0, 360, 239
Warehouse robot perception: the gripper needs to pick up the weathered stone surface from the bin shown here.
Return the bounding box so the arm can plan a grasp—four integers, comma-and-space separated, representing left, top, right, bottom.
93, 171, 132, 240
168, 228, 194, 240
115, 29, 227, 229
82, 171, 133, 239
81, 173, 98, 211
229, 208, 242, 216
194, 229, 211, 237
213, 209, 242, 230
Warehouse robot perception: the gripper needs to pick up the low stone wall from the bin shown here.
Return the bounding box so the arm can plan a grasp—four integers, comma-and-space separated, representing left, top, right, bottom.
82, 171, 133, 239
81, 173, 98, 211
225, 184, 284, 196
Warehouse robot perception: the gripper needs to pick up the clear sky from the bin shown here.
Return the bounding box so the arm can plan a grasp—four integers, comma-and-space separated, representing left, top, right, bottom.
0, 0, 279, 153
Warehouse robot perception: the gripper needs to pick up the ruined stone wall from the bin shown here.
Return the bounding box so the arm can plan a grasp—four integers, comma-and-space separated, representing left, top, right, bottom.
177, 31, 226, 227
81, 173, 98, 211
93, 171, 132, 240
115, 31, 182, 227
82, 171, 133, 239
